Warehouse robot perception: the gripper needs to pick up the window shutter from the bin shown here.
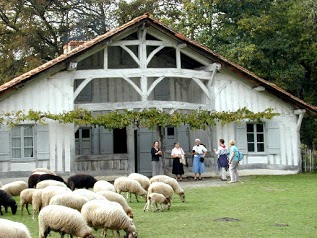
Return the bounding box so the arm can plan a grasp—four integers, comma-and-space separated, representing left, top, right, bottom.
266, 122, 280, 154
35, 124, 50, 160
100, 127, 113, 154
0, 125, 10, 161
235, 123, 248, 154
92, 127, 100, 155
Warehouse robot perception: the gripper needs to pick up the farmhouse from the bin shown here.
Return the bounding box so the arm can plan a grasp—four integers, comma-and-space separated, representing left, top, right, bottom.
0, 14, 316, 178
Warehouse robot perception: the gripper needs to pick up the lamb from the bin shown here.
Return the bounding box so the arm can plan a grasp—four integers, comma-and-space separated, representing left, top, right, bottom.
72, 189, 107, 201
67, 174, 97, 191
41, 186, 71, 208
97, 190, 134, 218
128, 173, 150, 190
0, 190, 17, 215
32, 168, 56, 175
36, 180, 67, 189
144, 192, 171, 212
20, 188, 36, 215
114, 177, 147, 202
81, 200, 137, 238
49, 193, 89, 211
150, 175, 185, 202
0, 218, 31, 238
148, 182, 174, 203
1, 181, 28, 196
32, 189, 44, 219
38, 204, 94, 238
93, 180, 116, 193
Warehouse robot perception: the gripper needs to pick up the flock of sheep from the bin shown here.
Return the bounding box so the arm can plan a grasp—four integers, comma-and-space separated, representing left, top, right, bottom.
0, 168, 185, 238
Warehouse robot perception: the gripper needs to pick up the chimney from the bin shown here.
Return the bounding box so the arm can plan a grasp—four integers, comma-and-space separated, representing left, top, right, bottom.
63, 41, 87, 54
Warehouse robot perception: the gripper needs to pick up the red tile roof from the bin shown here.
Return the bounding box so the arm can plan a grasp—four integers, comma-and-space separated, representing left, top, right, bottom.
0, 13, 316, 115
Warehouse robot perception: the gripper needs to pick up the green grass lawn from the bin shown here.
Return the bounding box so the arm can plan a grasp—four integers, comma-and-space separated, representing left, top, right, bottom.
3, 173, 317, 238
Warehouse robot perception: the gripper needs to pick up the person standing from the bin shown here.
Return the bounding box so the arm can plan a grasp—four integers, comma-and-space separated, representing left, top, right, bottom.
171, 142, 185, 181
151, 141, 162, 177
192, 139, 207, 180
228, 140, 240, 183
214, 139, 229, 181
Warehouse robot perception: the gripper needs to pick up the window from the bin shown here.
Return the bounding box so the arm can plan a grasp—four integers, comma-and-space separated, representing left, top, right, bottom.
166, 127, 175, 137
247, 124, 265, 152
11, 125, 34, 159
75, 127, 92, 155
113, 128, 127, 154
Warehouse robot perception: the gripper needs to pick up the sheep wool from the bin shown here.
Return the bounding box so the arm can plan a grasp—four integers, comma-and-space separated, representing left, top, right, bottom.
20, 188, 36, 215
36, 180, 67, 189
1, 181, 28, 196
144, 192, 171, 212
114, 177, 147, 202
0, 218, 31, 238
0, 190, 17, 215
32, 168, 56, 175
93, 180, 116, 193
32, 189, 44, 219
49, 193, 89, 211
148, 182, 174, 203
38, 205, 93, 238
67, 174, 97, 191
150, 175, 185, 202
128, 173, 150, 190
41, 186, 71, 208
73, 189, 107, 201
81, 200, 137, 238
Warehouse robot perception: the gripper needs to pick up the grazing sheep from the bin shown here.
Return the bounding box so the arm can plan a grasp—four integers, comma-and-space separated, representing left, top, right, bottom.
41, 186, 71, 208
38, 205, 94, 238
144, 192, 171, 212
73, 189, 107, 201
36, 180, 67, 189
38, 174, 65, 184
97, 190, 134, 218
114, 177, 147, 202
32, 168, 56, 175
148, 182, 174, 203
1, 181, 27, 196
0, 218, 31, 238
20, 188, 36, 215
32, 189, 44, 220
0, 190, 17, 215
128, 173, 150, 190
150, 175, 185, 202
28, 174, 41, 188
81, 200, 137, 238
67, 174, 97, 191
93, 180, 116, 193
49, 193, 89, 211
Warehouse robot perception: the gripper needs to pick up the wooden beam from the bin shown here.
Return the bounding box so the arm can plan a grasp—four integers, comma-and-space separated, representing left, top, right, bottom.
147, 76, 165, 96
122, 76, 143, 97
192, 77, 211, 100
103, 46, 108, 70
120, 45, 141, 67
146, 45, 165, 66
73, 77, 93, 100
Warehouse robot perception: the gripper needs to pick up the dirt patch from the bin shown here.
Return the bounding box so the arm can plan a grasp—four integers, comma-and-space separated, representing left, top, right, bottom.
273, 223, 289, 227
214, 217, 240, 222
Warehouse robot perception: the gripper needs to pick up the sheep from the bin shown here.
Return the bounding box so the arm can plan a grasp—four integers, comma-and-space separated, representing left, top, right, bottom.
32, 189, 43, 220
150, 175, 185, 202
41, 186, 71, 208
128, 173, 150, 190
114, 177, 147, 202
67, 174, 97, 191
144, 192, 171, 212
20, 188, 36, 215
81, 200, 137, 238
93, 180, 116, 193
0, 218, 31, 238
38, 174, 65, 184
72, 189, 107, 201
32, 168, 56, 175
1, 181, 27, 196
36, 180, 67, 189
28, 173, 41, 188
38, 204, 94, 238
148, 182, 174, 203
49, 193, 89, 211
0, 190, 17, 215
97, 190, 134, 218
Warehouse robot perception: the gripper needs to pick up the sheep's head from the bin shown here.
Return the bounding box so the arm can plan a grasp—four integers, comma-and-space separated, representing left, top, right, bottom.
127, 208, 134, 218
11, 202, 17, 215
179, 192, 185, 203
124, 231, 138, 238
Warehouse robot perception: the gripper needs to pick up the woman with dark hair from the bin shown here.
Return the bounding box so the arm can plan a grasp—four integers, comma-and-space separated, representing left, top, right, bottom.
171, 142, 185, 181
151, 141, 162, 177
214, 139, 229, 181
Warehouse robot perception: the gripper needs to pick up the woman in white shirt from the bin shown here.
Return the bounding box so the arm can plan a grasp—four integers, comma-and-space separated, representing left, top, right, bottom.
214, 139, 229, 181
192, 139, 207, 180
171, 142, 185, 181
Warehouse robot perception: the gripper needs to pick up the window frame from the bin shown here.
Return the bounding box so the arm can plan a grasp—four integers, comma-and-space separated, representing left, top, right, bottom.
246, 123, 266, 154
75, 127, 92, 156
11, 125, 34, 160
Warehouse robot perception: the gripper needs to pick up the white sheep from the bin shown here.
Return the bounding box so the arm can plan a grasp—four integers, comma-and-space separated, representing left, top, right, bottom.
81, 200, 137, 238
32, 168, 56, 175
0, 218, 31, 238
97, 190, 134, 218
20, 188, 36, 215
144, 192, 171, 212
150, 175, 185, 202
1, 181, 27, 196
73, 189, 107, 201
32, 189, 44, 219
38, 204, 94, 238
148, 182, 174, 203
128, 173, 150, 190
114, 177, 147, 202
36, 180, 67, 189
41, 186, 71, 208
49, 193, 89, 211
93, 180, 116, 193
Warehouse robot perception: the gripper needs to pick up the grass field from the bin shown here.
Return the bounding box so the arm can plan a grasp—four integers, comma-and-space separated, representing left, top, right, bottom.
3, 173, 317, 238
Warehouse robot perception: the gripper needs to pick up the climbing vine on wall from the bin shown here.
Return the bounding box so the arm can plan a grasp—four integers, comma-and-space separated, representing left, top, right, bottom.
0, 107, 280, 129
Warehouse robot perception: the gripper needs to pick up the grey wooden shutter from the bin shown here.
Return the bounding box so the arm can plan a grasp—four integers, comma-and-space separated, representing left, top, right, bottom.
35, 124, 50, 160
235, 123, 248, 154
100, 127, 113, 154
266, 122, 280, 154
0, 125, 10, 161
92, 127, 100, 155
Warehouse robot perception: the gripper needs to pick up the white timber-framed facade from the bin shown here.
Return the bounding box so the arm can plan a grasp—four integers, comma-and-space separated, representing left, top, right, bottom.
0, 14, 316, 177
